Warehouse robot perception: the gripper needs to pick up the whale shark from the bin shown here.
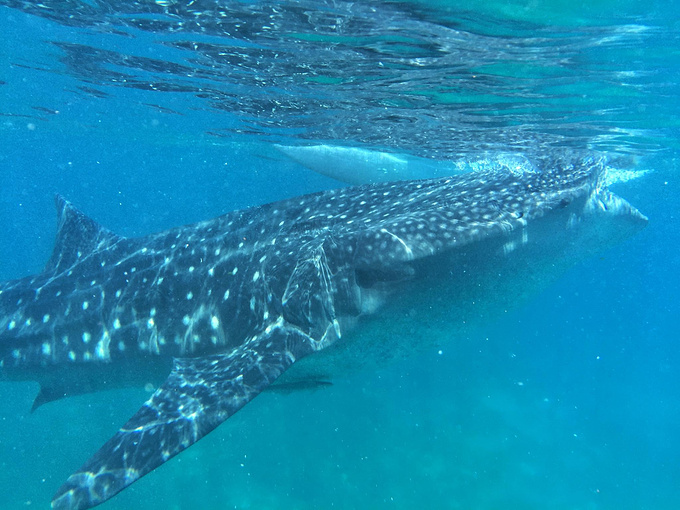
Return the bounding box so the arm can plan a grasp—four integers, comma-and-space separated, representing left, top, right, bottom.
0, 156, 646, 509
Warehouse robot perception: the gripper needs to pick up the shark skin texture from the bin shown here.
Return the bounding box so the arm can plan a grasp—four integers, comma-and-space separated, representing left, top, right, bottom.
0, 156, 647, 509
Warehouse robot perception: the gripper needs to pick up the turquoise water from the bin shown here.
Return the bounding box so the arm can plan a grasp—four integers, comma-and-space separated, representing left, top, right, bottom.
1, 1, 678, 509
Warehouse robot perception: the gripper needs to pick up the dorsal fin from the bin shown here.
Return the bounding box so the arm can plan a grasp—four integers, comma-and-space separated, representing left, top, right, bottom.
44, 195, 123, 274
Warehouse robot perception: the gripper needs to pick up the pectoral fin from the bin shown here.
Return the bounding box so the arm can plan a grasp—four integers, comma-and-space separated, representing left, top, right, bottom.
51, 324, 313, 510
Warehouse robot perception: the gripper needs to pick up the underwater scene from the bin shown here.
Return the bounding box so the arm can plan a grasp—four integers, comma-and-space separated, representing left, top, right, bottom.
0, 0, 678, 509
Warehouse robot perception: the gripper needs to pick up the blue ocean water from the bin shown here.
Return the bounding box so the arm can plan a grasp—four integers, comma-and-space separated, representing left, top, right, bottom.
0, 1, 678, 509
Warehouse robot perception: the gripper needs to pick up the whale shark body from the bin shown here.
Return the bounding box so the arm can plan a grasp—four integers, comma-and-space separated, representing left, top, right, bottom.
0, 157, 646, 509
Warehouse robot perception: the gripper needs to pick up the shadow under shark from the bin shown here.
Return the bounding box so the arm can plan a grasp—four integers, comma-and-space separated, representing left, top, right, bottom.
0, 156, 646, 509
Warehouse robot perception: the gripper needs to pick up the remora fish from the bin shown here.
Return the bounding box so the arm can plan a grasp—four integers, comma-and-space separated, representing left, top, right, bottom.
273, 143, 460, 183
274, 144, 650, 187
0, 157, 646, 509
